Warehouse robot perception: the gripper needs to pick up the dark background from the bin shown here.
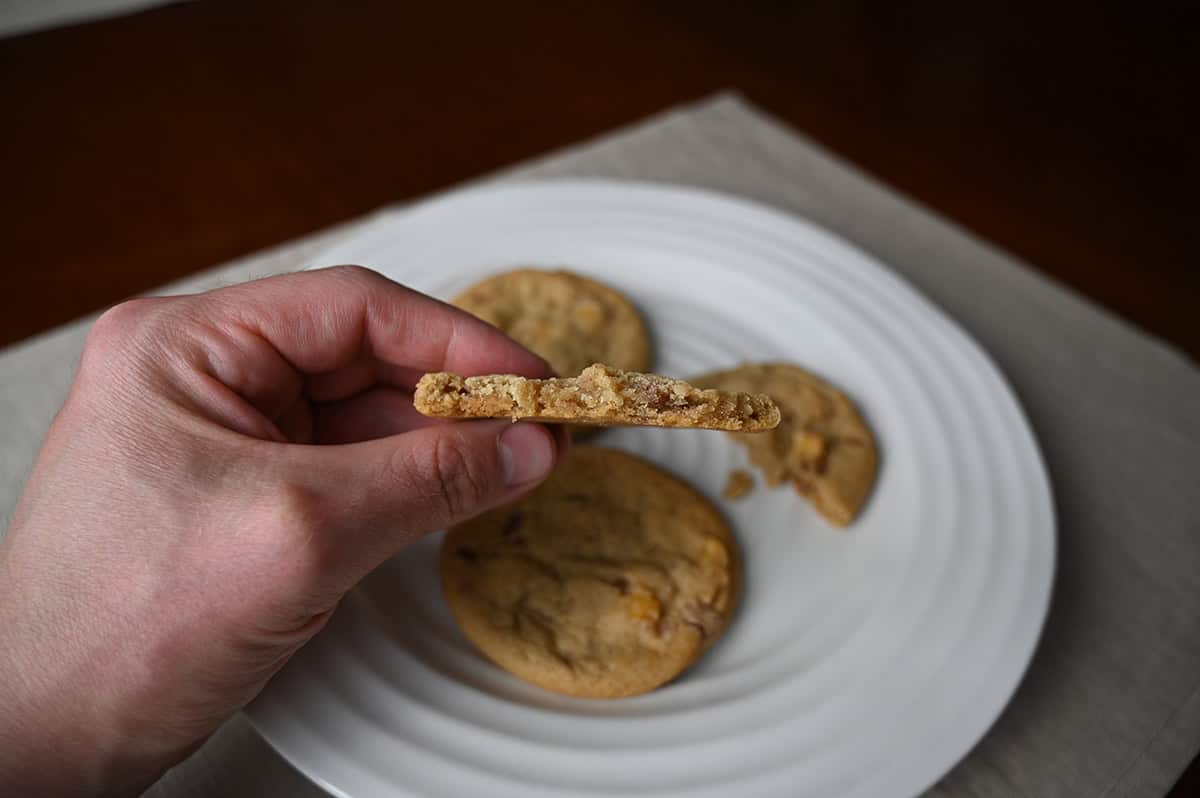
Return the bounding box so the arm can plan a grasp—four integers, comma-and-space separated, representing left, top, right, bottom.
0, 0, 1197, 792
1, 1, 1198, 357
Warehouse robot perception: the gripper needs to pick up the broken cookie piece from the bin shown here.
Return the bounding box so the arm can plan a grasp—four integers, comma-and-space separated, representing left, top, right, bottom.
693, 363, 878, 527
414, 363, 781, 431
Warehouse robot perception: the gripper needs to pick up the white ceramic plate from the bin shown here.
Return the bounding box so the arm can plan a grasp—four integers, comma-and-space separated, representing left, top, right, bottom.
246, 180, 1055, 798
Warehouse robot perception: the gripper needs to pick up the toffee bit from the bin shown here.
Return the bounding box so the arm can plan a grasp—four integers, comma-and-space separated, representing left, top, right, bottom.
722, 469, 754, 500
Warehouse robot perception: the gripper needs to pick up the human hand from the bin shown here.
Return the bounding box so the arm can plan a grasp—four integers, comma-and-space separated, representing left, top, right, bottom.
0, 266, 565, 796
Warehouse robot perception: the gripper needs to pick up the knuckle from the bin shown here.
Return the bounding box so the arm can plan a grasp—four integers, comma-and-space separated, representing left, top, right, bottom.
415, 433, 494, 522
325, 263, 382, 286
82, 298, 167, 366
89, 298, 160, 341
266, 481, 328, 547
78, 299, 169, 388
258, 481, 334, 580
213, 480, 340, 637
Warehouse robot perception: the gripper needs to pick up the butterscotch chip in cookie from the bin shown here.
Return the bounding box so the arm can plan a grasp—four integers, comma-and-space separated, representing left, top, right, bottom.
452, 269, 651, 379
693, 364, 878, 527
722, 469, 755, 500
414, 364, 781, 431
440, 446, 740, 698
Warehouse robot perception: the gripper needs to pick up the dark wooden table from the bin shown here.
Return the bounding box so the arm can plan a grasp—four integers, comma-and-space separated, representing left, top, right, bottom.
1, 0, 1197, 793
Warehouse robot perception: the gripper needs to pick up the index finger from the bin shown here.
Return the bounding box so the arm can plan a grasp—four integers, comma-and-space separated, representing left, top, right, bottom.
205, 265, 552, 380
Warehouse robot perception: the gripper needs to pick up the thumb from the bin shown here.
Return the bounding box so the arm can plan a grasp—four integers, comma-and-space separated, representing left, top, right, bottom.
384, 419, 560, 533
288, 419, 560, 584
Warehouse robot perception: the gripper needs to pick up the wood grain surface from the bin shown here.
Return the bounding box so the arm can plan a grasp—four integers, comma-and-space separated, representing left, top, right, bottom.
1, 0, 1197, 792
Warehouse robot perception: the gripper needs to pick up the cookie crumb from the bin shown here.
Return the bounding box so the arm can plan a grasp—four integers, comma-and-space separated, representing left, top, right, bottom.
722, 469, 755, 500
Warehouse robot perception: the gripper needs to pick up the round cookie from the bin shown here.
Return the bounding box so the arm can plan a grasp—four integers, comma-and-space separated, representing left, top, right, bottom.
452, 269, 652, 378
693, 363, 878, 527
440, 447, 739, 699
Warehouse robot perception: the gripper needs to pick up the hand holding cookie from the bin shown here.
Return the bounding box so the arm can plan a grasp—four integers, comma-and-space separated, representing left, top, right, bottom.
0, 266, 567, 795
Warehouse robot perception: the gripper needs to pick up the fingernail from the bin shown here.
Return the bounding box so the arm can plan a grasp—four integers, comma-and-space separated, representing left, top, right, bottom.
498, 423, 555, 487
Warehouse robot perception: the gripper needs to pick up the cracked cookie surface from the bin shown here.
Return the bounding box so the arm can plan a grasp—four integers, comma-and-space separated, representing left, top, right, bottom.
415, 363, 780, 431
440, 446, 739, 698
452, 268, 651, 379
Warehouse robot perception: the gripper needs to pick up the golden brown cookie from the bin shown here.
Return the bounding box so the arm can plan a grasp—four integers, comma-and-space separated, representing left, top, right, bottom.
692, 363, 878, 527
440, 447, 740, 698
415, 364, 780, 431
452, 269, 651, 379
